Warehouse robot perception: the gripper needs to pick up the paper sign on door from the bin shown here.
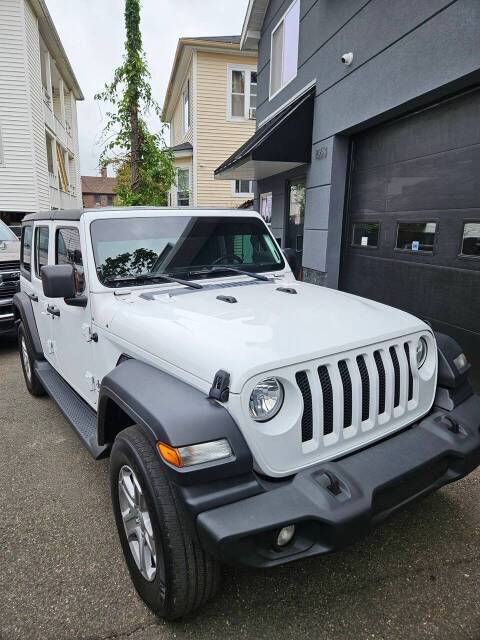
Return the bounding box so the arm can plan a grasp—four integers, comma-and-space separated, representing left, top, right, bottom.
361, 237, 368, 246
412, 240, 419, 251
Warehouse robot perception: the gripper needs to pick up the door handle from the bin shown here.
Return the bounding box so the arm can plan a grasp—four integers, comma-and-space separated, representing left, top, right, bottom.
29, 293, 38, 302
47, 305, 60, 317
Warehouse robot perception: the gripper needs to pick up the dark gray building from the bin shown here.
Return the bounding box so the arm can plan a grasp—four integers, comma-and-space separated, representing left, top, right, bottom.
215, 0, 480, 380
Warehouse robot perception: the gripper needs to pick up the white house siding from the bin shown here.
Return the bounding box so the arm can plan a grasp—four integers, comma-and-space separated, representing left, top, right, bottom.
24, 0, 49, 210
0, 0, 82, 218
69, 91, 82, 206
0, 0, 38, 213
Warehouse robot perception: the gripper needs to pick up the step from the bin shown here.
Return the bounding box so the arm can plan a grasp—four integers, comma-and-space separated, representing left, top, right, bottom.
34, 361, 109, 460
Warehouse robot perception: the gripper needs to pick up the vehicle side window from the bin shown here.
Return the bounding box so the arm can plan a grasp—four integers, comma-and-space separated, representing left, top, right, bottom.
56, 227, 85, 293
34, 227, 49, 277
21, 225, 33, 279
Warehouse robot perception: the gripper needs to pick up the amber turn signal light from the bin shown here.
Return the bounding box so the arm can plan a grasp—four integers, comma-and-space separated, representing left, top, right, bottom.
157, 442, 183, 468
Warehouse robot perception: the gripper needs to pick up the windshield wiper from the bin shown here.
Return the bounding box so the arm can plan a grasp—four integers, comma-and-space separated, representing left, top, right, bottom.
188, 267, 270, 282
104, 273, 203, 289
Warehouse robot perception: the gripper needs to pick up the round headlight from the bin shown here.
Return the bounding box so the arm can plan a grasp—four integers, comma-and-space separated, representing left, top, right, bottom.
416, 337, 428, 368
249, 377, 284, 422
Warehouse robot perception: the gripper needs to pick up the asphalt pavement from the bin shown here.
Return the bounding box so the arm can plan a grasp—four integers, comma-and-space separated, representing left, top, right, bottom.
1, 334, 480, 640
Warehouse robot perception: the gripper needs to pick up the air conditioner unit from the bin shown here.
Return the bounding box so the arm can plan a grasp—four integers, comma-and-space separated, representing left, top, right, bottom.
248, 107, 256, 120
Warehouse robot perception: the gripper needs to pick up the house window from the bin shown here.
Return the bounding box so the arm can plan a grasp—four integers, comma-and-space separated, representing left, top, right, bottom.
45, 134, 54, 174
352, 222, 379, 248
260, 192, 273, 224
183, 79, 190, 136
461, 222, 480, 257
396, 222, 437, 253
270, 0, 300, 98
56, 143, 69, 192
56, 226, 85, 292
228, 68, 257, 120
233, 180, 253, 196
107, 195, 114, 206
95, 194, 101, 206
177, 168, 190, 206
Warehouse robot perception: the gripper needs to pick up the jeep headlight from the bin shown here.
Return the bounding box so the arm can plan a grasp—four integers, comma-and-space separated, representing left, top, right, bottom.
416, 337, 428, 368
249, 377, 284, 422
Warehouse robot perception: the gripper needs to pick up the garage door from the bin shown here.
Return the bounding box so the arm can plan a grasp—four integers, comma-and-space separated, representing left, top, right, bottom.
339, 87, 480, 385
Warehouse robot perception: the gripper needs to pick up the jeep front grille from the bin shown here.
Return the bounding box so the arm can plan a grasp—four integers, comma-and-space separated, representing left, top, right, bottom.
295, 338, 420, 449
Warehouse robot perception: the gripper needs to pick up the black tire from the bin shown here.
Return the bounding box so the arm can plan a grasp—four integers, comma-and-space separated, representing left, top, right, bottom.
18, 323, 46, 397
110, 425, 221, 619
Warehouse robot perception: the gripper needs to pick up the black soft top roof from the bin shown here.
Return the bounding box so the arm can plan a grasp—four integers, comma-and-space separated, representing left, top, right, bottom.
22, 207, 245, 223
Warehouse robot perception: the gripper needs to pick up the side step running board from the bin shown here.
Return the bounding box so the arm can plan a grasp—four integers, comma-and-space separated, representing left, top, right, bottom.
34, 361, 109, 460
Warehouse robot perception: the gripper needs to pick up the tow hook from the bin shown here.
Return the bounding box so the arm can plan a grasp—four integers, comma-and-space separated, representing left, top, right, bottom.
322, 470, 342, 496
443, 416, 460, 434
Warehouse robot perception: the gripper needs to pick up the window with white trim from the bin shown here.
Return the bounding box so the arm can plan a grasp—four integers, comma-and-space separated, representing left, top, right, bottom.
270, 0, 300, 98
183, 80, 190, 136
232, 180, 254, 197
228, 67, 257, 120
260, 192, 273, 224
177, 168, 190, 206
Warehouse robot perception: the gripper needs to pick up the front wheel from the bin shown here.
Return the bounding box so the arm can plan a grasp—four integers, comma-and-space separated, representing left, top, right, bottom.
18, 323, 45, 397
110, 425, 221, 619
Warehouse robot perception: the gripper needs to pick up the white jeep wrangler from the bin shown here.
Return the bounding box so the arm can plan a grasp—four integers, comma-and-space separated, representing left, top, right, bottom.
14, 207, 480, 619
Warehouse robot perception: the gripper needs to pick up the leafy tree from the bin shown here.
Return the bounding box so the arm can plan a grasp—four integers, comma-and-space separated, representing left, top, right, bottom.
97, 248, 159, 282
95, 0, 175, 205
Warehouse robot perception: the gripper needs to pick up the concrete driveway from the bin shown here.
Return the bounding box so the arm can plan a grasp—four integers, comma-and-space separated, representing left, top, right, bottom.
1, 334, 479, 640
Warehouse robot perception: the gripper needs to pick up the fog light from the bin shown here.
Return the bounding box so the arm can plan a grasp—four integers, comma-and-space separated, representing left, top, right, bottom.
276, 525, 296, 547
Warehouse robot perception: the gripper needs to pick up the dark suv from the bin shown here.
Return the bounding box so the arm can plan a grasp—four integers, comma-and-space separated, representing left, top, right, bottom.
0, 220, 21, 334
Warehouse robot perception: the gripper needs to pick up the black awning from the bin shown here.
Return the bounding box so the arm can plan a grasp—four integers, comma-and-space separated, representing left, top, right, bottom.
215, 86, 315, 181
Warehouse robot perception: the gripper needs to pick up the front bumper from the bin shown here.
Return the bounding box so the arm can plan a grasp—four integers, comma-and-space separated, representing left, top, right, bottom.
0, 296, 16, 333
196, 394, 480, 568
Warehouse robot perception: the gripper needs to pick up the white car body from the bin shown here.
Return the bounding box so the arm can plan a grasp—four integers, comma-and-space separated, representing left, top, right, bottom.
21, 209, 437, 477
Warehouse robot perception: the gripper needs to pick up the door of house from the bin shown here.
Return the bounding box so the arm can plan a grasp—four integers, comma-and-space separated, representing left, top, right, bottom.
286, 178, 306, 276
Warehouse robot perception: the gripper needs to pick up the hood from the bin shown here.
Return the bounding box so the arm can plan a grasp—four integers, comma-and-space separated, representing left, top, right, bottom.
0, 239, 20, 262
104, 278, 428, 393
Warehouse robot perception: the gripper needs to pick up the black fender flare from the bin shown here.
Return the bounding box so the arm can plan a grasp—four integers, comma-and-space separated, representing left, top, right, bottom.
97, 359, 253, 486
12, 292, 44, 361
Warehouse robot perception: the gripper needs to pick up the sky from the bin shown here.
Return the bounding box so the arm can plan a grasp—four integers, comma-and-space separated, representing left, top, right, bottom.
45, 0, 249, 177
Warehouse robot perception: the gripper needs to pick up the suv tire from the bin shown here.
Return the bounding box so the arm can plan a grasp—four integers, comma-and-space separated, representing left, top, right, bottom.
18, 323, 46, 397
110, 425, 221, 619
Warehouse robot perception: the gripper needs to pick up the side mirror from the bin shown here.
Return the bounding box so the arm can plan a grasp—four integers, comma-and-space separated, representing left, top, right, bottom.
41, 264, 77, 299
283, 248, 297, 273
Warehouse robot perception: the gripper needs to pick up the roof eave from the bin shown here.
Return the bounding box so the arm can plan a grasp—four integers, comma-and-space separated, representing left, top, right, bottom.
240, 0, 269, 51
31, 0, 84, 100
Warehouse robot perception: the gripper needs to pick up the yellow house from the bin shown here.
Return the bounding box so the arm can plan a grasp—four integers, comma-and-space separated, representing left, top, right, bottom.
162, 36, 257, 208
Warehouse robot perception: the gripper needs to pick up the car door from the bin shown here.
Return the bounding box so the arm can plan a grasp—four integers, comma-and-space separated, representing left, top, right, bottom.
48, 224, 97, 407
30, 223, 56, 364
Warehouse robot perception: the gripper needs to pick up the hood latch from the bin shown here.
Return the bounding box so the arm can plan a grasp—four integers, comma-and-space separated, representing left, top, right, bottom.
209, 370, 230, 403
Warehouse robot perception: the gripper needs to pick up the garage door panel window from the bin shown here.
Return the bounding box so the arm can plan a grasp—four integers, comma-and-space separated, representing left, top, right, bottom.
352, 222, 379, 248
395, 222, 437, 253
461, 222, 480, 257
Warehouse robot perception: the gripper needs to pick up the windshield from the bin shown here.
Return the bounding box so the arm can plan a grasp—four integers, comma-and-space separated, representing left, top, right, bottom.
0, 222, 17, 242
91, 216, 284, 287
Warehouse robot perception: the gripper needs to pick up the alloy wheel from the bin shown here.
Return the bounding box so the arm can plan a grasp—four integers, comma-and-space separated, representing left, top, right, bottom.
118, 465, 158, 582
21, 337, 32, 383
